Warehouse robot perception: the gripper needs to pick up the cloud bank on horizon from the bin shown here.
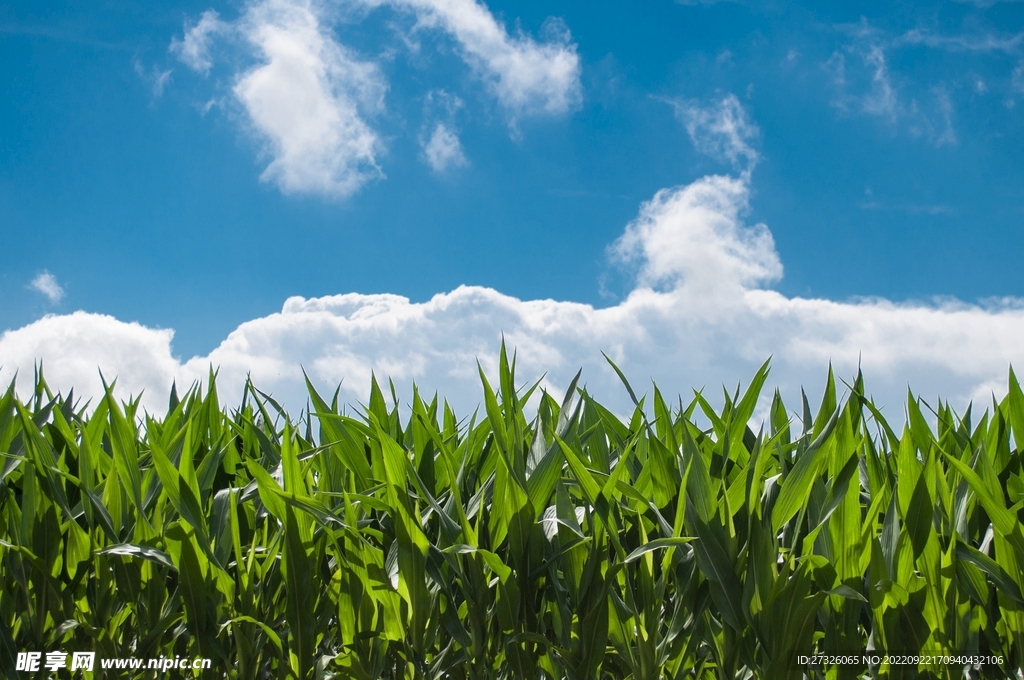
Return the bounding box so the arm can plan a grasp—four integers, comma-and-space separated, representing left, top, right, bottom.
4, 95, 1023, 418
3, 1, 1024, 420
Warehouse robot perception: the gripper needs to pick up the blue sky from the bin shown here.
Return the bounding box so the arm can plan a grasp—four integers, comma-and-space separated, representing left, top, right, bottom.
2, 0, 1024, 414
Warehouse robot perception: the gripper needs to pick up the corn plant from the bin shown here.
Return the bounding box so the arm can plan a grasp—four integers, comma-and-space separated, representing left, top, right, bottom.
1, 347, 1023, 679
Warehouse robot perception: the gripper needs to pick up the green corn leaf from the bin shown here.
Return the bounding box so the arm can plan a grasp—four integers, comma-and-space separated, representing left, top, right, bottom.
102, 385, 150, 527
622, 537, 695, 564
772, 405, 840, 533
955, 543, 1024, 605
97, 543, 176, 571
686, 500, 744, 631
943, 451, 1017, 538
554, 433, 602, 506
282, 505, 315, 678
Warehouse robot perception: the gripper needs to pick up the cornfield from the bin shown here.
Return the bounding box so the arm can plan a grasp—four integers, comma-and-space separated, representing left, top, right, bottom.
2, 347, 1024, 679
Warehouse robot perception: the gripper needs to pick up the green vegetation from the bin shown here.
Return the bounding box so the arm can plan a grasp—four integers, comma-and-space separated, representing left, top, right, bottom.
2, 348, 1024, 679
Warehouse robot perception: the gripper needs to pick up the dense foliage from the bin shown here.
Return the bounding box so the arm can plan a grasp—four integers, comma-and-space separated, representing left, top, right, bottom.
2, 348, 1024, 679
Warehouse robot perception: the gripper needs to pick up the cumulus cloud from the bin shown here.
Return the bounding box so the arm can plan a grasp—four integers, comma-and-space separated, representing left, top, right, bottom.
0, 313, 176, 405
232, 0, 387, 197
671, 94, 760, 171
169, 0, 580, 197
421, 122, 468, 171
171, 10, 228, 75
379, 0, 581, 116
4, 170, 1023, 420
611, 174, 780, 297
29, 271, 65, 303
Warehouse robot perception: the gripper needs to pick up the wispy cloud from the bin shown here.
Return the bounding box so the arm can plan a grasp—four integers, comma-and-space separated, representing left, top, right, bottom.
29, 271, 65, 303
421, 123, 468, 172
859, 45, 899, 120
133, 60, 172, 98
825, 50, 892, 120
953, 0, 1024, 8
670, 94, 760, 172
933, 86, 957, 146
825, 24, 970, 146
420, 89, 468, 171
1014, 62, 1024, 93
858, 201, 956, 215
858, 186, 956, 215
897, 28, 1024, 54
170, 10, 227, 75
824, 18, 1024, 144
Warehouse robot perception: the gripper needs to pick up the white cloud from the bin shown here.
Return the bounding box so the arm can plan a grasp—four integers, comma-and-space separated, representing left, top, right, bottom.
153, 70, 172, 96
4, 172, 1023, 420
170, 10, 228, 75
826, 23, 901, 120
170, 0, 580, 197
422, 122, 468, 171
955, 0, 1024, 6
826, 20, 1024, 144
860, 45, 898, 121
29, 271, 65, 303
0, 312, 177, 404
671, 94, 760, 171
381, 0, 582, 117
611, 174, 780, 297
234, 0, 387, 197
826, 32, 965, 147
897, 29, 1024, 54
134, 60, 172, 98
933, 86, 957, 146
858, 200, 954, 215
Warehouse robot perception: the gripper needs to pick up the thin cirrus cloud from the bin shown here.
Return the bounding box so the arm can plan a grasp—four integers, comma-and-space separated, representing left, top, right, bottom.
826, 38, 963, 146
29, 271, 65, 304
824, 19, 1024, 144
3, 96, 1023, 419
826, 43, 899, 122
668, 94, 760, 172
954, 0, 1024, 7
170, 0, 581, 197
896, 28, 1023, 53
